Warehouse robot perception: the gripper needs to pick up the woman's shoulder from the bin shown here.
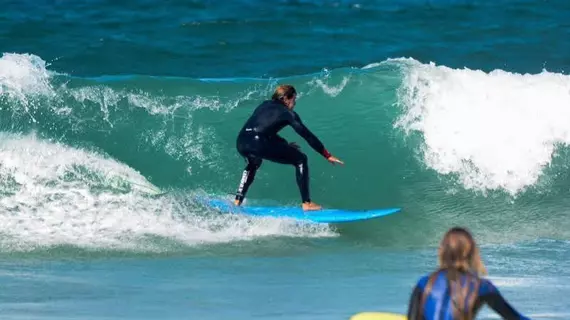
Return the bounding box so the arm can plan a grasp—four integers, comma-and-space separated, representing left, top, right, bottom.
414, 270, 445, 289
477, 276, 500, 295
416, 274, 430, 289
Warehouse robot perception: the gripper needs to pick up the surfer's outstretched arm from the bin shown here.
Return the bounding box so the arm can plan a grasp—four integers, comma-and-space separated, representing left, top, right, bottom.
479, 280, 531, 320
287, 112, 343, 165
287, 111, 329, 157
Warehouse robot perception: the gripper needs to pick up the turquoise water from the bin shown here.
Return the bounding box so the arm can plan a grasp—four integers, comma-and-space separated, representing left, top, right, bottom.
1, 0, 570, 319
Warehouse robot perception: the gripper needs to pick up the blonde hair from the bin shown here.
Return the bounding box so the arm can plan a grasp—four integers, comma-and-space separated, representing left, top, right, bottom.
421, 227, 487, 320
271, 84, 297, 101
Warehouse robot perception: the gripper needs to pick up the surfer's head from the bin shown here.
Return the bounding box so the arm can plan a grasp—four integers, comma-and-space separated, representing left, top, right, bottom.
438, 227, 487, 276
272, 85, 297, 110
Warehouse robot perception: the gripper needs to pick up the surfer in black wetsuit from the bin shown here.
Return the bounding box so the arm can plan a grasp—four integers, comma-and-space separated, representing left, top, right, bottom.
407, 227, 530, 320
233, 84, 343, 211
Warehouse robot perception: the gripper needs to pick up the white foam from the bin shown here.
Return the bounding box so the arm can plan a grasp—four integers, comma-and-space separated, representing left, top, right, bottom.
0, 53, 60, 123
394, 58, 570, 196
0, 53, 55, 100
0, 53, 236, 178
307, 69, 351, 97
0, 133, 335, 252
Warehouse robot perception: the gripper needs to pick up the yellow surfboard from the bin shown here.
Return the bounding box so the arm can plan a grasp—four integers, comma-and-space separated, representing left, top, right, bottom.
350, 312, 407, 320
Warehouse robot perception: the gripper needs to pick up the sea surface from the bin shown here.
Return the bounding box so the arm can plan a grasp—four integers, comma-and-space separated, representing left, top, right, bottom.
1, 0, 570, 319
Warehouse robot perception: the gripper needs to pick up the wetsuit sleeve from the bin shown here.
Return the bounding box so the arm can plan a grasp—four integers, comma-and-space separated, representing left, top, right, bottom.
479, 280, 531, 320
406, 284, 423, 320
288, 112, 331, 158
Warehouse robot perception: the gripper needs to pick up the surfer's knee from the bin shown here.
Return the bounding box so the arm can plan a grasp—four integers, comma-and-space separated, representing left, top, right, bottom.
246, 157, 262, 170
295, 152, 308, 166
299, 151, 308, 163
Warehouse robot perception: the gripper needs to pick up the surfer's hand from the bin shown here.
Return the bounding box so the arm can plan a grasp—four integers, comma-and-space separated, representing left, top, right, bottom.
327, 155, 344, 165
290, 142, 300, 149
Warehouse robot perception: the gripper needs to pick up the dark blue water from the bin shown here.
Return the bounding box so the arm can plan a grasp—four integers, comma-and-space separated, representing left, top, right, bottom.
3, 0, 570, 78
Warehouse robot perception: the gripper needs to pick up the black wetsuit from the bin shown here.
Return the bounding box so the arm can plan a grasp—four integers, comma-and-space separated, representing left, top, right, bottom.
234, 99, 331, 203
407, 269, 530, 320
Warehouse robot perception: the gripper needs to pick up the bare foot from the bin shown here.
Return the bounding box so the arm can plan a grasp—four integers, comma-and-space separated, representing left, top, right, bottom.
234, 199, 241, 206
302, 202, 322, 211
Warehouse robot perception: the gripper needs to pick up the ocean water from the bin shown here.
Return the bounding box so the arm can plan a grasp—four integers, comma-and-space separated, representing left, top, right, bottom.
1, 0, 570, 319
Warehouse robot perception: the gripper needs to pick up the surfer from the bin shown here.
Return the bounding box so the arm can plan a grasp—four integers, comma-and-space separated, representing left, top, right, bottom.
233, 84, 343, 211
406, 227, 530, 320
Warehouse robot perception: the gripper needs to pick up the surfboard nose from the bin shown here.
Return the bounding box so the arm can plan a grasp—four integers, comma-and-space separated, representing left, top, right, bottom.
350, 312, 407, 320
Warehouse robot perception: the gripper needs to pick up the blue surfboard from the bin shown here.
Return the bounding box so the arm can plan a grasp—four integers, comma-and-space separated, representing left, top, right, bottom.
202, 198, 401, 223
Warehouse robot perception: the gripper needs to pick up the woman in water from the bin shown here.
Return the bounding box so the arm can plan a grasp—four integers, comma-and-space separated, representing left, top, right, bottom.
407, 227, 531, 320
